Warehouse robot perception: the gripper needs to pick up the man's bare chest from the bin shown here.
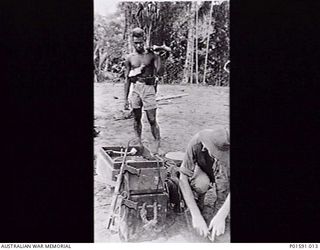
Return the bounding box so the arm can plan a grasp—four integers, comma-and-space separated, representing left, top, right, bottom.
130, 54, 154, 68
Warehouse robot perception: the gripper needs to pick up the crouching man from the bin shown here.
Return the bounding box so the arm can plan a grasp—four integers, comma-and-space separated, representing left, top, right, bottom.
179, 126, 230, 241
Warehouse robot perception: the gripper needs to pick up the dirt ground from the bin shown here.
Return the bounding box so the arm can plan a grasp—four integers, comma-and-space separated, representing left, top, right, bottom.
94, 81, 229, 242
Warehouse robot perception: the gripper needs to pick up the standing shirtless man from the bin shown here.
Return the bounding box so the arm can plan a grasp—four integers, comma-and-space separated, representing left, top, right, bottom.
124, 27, 161, 154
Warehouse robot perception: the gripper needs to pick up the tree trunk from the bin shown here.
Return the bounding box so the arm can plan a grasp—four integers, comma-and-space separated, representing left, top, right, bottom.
195, 2, 199, 85
218, 53, 221, 86
190, 25, 194, 85
128, 36, 132, 54
183, 4, 191, 84
203, 1, 214, 85
146, 24, 152, 47
123, 8, 127, 40
183, 2, 196, 84
126, 4, 133, 53
99, 52, 108, 71
93, 42, 100, 62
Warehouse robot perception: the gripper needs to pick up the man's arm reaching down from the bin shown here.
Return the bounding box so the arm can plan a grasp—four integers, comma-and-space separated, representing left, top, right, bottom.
179, 172, 209, 237
208, 193, 230, 241
124, 56, 131, 110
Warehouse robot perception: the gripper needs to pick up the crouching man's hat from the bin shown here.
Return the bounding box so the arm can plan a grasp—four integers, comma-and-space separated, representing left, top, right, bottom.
199, 125, 230, 164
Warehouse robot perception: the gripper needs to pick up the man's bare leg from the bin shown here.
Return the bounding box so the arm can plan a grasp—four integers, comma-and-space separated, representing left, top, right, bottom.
132, 108, 142, 146
146, 108, 161, 154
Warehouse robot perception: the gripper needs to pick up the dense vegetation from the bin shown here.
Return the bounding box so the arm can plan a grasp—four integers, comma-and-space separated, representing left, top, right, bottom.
94, 1, 229, 86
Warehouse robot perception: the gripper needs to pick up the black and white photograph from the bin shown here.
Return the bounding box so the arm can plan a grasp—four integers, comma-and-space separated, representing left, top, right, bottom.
3, 0, 320, 246
93, 0, 229, 243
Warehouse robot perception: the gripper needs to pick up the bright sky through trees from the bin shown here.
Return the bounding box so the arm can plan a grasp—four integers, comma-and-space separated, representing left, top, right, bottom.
94, 0, 118, 16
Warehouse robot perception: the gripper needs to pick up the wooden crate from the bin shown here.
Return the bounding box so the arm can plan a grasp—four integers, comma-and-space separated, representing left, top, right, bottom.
96, 145, 165, 188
